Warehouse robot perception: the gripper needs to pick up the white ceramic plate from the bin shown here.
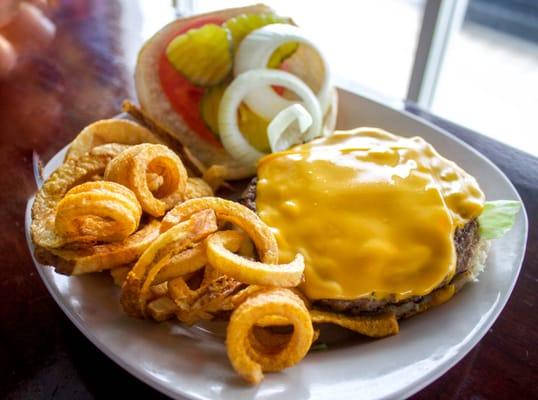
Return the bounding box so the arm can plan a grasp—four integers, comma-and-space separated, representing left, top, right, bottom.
25, 88, 528, 400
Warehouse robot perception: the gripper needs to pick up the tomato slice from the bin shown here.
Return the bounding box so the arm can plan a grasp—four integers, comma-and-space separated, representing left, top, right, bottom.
158, 16, 224, 148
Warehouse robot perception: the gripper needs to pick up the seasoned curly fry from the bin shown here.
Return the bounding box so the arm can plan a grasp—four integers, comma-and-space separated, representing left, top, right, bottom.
122, 99, 206, 177
227, 288, 314, 384
175, 273, 244, 325
249, 326, 292, 353
147, 296, 177, 322
121, 209, 218, 318
310, 309, 399, 337
32, 111, 348, 386
153, 243, 206, 284
55, 181, 142, 243
154, 230, 243, 284
206, 230, 304, 287
168, 275, 195, 304
150, 281, 169, 299
65, 119, 162, 161
31, 144, 129, 249
146, 172, 164, 192
161, 197, 278, 264
222, 285, 266, 310
105, 144, 188, 217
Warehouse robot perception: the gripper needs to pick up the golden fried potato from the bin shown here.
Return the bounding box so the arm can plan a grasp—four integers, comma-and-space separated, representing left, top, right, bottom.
226, 288, 313, 384
55, 181, 142, 243
310, 309, 399, 338
36, 219, 161, 275
65, 119, 162, 161
184, 177, 213, 200
110, 265, 131, 287
120, 209, 218, 318
105, 144, 188, 217
32, 144, 129, 249
206, 230, 304, 287
161, 197, 278, 264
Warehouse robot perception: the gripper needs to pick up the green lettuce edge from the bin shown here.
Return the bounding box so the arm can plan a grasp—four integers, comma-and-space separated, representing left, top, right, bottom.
478, 200, 521, 240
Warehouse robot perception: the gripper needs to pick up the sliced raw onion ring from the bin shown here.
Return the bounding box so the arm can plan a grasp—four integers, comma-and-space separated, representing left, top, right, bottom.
267, 104, 312, 152
218, 69, 322, 166
234, 23, 331, 119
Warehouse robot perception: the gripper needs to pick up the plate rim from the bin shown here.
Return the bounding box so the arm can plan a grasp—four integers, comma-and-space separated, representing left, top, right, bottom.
25, 88, 529, 400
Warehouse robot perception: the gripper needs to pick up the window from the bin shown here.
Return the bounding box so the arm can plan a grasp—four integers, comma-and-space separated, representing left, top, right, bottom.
431, 1, 538, 154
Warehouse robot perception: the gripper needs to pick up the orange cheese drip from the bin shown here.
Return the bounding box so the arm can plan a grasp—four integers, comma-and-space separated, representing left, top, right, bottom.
256, 128, 485, 301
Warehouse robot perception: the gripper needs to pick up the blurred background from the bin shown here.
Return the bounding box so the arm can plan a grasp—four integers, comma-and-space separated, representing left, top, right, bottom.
127, 0, 537, 155
1, 0, 536, 155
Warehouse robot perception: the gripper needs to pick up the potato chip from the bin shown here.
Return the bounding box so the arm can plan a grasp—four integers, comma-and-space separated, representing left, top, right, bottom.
177, 274, 244, 325
146, 172, 164, 192
153, 243, 206, 284
236, 233, 256, 259
222, 285, 265, 310
36, 219, 161, 275
65, 119, 162, 161
168, 275, 195, 304
202, 165, 228, 191
255, 315, 291, 327
248, 326, 292, 355
310, 309, 399, 337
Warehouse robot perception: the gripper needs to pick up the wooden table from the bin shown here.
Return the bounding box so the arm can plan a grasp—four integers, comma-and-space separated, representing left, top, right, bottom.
1, 1, 536, 398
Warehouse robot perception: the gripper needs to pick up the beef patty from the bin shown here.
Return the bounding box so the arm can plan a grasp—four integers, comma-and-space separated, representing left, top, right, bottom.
240, 178, 481, 319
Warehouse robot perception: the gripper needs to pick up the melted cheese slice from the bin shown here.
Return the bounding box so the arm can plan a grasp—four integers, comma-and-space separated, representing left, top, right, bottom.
256, 128, 484, 301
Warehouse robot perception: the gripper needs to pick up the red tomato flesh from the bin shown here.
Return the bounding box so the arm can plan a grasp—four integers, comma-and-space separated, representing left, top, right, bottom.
158, 16, 224, 148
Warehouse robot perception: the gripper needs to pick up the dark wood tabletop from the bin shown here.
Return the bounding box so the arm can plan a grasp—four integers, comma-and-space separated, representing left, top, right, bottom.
1, 1, 536, 399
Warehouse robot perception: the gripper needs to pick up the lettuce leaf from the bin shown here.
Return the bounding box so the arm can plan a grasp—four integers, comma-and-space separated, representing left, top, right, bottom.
478, 200, 521, 240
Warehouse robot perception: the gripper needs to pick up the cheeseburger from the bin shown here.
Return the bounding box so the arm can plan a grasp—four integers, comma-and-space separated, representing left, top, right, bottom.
242, 128, 491, 320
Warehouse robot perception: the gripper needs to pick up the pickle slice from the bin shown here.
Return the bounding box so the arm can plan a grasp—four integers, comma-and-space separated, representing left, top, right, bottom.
224, 13, 289, 50
224, 13, 299, 68
200, 83, 226, 136
238, 103, 270, 153
166, 24, 232, 87
201, 84, 270, 152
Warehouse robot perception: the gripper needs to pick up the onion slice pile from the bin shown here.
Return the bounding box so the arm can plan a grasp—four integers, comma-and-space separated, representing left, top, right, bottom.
234, 23, 331, 119
218, 69, 322, 166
